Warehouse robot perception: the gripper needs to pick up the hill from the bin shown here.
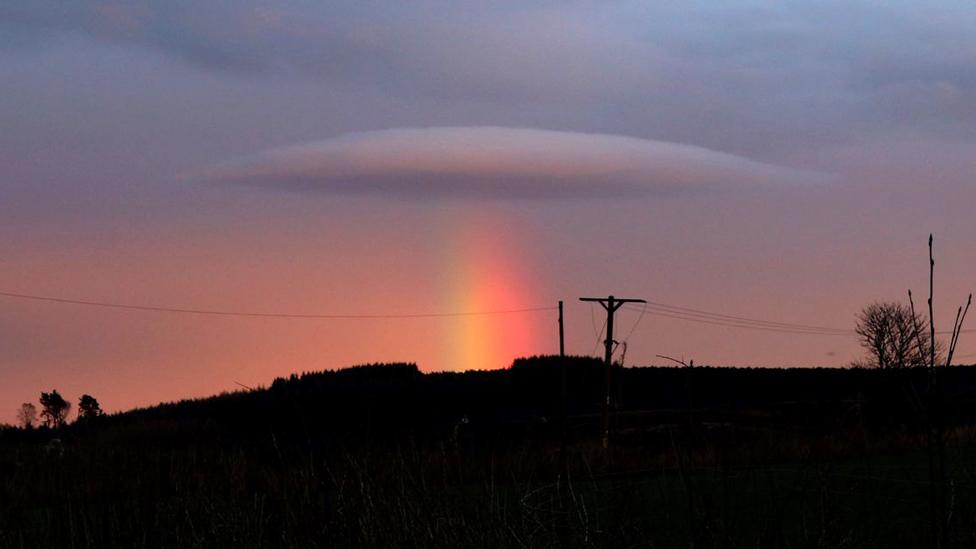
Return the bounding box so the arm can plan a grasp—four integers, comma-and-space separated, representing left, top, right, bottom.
4, 357, 976, 547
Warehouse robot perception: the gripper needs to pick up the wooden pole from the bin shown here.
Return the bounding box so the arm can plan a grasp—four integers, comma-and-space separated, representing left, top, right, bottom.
559, 301, 567, 475
603, 296, 615, 449
559, 300, 565, 356
580, 295, 645, 450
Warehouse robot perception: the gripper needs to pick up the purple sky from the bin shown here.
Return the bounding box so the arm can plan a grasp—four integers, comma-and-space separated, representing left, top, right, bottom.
2, 1, 975, 421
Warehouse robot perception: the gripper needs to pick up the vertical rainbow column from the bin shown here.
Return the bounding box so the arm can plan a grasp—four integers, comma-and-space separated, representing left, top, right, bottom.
444, 211, 540, 371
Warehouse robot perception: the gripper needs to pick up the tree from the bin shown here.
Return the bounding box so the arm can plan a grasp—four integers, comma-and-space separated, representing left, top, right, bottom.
17, 403, 37, 429
78, 394, 103, 421
854, 301, 942, 369
39, 390, 71, 428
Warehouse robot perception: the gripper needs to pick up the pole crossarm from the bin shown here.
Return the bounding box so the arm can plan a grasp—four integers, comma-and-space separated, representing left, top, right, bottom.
580, 296, 646, 312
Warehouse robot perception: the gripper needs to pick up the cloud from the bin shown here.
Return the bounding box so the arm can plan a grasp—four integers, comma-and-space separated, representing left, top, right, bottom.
199, 127, 824, 199
0, 2, 659, 103
5, 1, 975, 155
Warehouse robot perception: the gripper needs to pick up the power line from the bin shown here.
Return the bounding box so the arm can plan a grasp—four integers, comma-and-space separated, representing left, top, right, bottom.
619, 304, 854, 336
623, 302, 974, 336
588, 302, 600, 340
626, 301, 852, 334
0, 290, 556, 319
643, 310, 852, 335
628, 308, 856, 337
619, 301, 648, 346
2, 288, 972, 338
591, 315, 608, 356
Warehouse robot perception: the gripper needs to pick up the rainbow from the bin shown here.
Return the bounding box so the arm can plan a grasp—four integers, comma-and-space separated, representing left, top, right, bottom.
443, 211, 543, 371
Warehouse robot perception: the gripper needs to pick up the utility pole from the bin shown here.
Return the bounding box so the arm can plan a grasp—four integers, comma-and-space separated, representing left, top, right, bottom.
558, 300, 567, 475
559, 300, 565, 357
580, 295, 646, 449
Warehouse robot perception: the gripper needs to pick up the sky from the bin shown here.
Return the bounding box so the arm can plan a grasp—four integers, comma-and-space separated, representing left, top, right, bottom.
2, 1, 975, 421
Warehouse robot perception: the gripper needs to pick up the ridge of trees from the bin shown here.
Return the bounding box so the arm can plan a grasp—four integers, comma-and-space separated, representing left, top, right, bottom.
16, 392, 103, 430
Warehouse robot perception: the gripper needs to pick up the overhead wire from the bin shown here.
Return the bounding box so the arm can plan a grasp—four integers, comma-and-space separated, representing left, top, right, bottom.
619, 301, 648, 347
620, 304, 856, 336
0, 290, 556, 319
589, 302, 600, 341
622, 301, 974, 336
589, 303, 608, 356
1, 288, 971, 341
591, 318, 608, 357
626, 300, 852, 334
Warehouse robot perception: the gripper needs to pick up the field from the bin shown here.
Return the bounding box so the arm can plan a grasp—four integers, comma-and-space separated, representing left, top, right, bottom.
4, 359, 976, 548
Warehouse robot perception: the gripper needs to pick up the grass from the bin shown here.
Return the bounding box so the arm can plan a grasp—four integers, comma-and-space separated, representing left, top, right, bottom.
3, 423, 976, 548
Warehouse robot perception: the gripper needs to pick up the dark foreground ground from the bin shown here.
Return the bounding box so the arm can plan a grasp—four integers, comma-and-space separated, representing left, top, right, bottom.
4, 358, 976, 548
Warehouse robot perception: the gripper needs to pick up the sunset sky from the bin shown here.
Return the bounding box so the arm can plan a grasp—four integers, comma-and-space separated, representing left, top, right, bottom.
2, 2, 975, 421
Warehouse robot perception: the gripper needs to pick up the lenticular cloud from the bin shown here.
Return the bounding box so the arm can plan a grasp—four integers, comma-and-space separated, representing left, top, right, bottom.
201, 127, 823, 198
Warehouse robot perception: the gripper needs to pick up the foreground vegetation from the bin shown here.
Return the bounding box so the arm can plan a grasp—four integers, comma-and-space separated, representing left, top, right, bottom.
4, 358, 976, 547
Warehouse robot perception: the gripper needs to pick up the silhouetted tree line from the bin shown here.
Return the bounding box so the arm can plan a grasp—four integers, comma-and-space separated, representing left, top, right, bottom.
9, 297, 969, 439
14, 391, 103, 430
15, 357, 970, 451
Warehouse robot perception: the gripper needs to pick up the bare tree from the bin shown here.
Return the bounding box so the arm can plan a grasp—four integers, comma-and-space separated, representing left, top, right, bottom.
39, 390, 71, 428
17, 402, 37, 429
854, 301, 941, 369
908, 234, 973, 548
